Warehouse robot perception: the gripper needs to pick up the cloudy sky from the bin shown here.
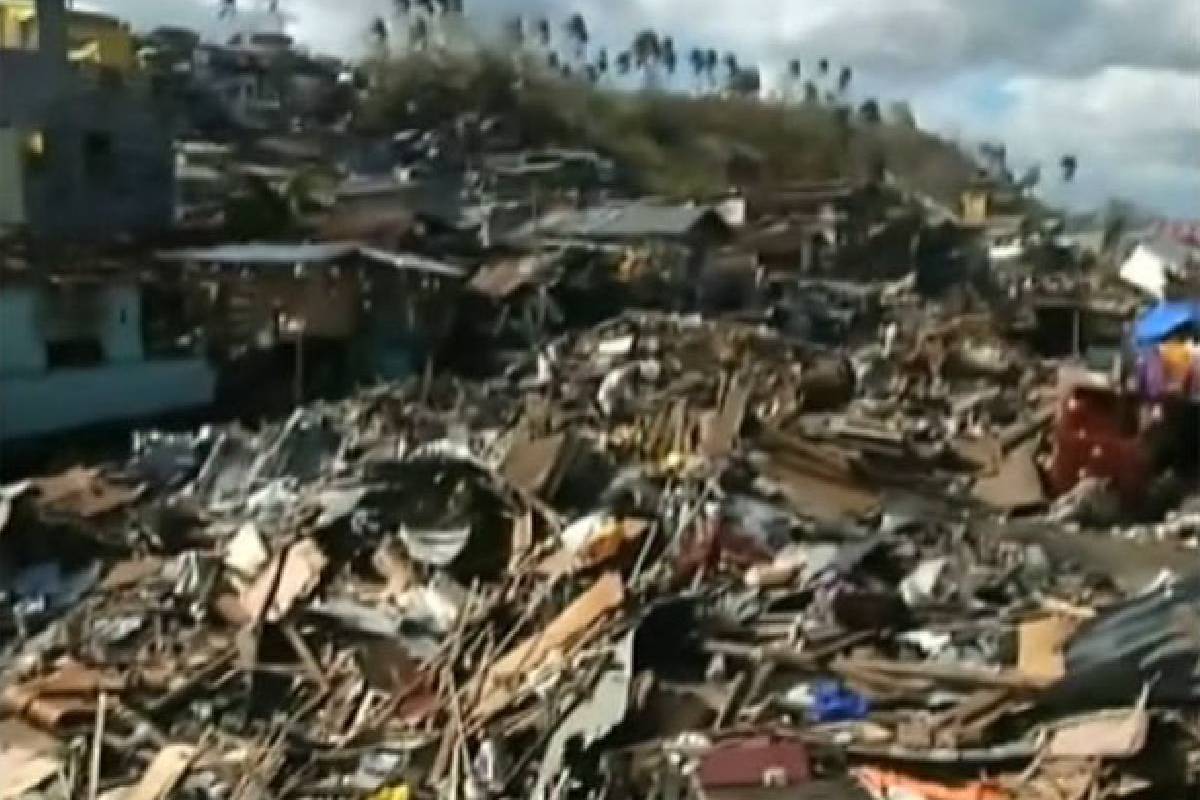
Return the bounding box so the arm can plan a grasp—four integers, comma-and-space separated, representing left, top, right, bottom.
93, 0, 1200, 216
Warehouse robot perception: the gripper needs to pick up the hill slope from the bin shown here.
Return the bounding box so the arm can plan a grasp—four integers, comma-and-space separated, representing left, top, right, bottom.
360, 51, 978, 203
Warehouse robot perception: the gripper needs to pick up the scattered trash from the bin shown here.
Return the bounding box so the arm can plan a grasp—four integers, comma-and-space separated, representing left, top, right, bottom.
2, 299, 1199, 798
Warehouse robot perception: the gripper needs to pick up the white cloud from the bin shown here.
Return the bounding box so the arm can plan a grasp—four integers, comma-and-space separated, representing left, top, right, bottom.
930, 67, 1200, 213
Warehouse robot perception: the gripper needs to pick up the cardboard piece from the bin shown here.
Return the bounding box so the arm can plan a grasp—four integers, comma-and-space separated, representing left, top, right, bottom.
1017, 616, 1078, 681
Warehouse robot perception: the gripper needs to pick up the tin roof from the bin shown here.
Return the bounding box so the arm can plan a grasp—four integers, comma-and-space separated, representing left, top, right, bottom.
509, 202, 725, 242
156, 242, 465, 277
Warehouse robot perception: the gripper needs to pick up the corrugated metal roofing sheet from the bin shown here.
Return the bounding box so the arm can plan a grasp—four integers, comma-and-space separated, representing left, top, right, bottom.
512, 202, 719, 241
157, 243, 465, 277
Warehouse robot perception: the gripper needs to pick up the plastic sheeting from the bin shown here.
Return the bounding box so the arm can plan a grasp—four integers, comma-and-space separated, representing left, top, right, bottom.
1133, 301, 1200, 346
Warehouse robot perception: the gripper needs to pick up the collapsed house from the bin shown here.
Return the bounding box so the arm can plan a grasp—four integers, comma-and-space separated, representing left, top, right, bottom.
156, 242, 464, 414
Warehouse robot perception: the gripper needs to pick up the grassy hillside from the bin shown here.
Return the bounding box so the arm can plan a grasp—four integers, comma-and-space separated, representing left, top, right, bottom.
359, 51, 978, 203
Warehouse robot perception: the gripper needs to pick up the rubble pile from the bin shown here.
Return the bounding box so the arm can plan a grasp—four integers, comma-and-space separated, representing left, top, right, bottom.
1, 311, 1199, 800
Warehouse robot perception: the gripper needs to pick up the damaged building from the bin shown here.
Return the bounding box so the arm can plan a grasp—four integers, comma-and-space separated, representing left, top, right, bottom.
0, 0, 174, 241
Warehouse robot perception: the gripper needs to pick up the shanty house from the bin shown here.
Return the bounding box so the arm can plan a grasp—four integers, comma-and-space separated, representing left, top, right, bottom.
157, 243, 465, 409
506, 201, 732, 304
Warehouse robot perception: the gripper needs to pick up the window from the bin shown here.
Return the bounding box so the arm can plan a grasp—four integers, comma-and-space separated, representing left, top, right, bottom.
46, 337, 104, 369
23, 130, 46, 172
83, 131, 115, 180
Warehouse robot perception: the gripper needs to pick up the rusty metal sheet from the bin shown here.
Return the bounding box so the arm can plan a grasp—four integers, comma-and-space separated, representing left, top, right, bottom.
696, 736, 811, 790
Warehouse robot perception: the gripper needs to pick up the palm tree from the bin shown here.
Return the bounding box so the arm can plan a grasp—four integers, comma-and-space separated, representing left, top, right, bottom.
217, 0, 236, 19
729, 66, 761, 97
409, 15, 429, 50
723, 52, 739, 83
690, 48, 706, 78
859, 98, 881, 124
415, 0, 436, 15
661, 36, 677, 76
584, 64, 599, 84
564, 13, 589, 61
535, 17, 551, 47
837, 66, 853, 95
803, 81, 819, 103
393, 0, 411, 14
547, 51, 560, 70
616, 51, 632, 75
787, 59, 802, 102
632, 30, 661, 68
370, 16, 388, 43
367, 16, 389, 62
1060, 154, 1078, 182
1016, 164, 1041, 194
705, 49, 718, 90
596, 47, 609, 75
504, 15, 525, 48
632, 30, 662, 88
817, 58, 829, 76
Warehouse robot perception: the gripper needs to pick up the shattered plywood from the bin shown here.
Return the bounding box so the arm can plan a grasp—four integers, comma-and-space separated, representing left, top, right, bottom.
756, 426, 880, 521
474, 572, 624, 721
501, 431, 573, 497
974, 439, 1046, 511
240, 539, 328, 623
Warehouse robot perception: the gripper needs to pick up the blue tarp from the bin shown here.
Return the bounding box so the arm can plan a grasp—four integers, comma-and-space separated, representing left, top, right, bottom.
1134, 301, 1200, 346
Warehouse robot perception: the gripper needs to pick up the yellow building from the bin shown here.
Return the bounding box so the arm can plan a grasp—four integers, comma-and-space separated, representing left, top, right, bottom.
960, 188, 989, 226
0, 0, 137, 75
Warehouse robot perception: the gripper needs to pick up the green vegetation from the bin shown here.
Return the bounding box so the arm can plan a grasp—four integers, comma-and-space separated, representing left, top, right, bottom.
359, 50, 979, 202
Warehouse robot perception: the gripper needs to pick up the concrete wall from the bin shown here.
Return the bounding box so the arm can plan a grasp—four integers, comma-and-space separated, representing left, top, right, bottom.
0, 126, 25, 224
17, 90, 175, 240
0, 283, 144, 374
0, 53, 174, 241
0, 358, 216, 441
0, 285, 47, 374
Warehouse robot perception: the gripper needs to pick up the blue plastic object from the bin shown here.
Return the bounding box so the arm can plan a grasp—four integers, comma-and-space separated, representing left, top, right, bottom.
808, 680, 870, 723
1133, 302, 1200, 347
